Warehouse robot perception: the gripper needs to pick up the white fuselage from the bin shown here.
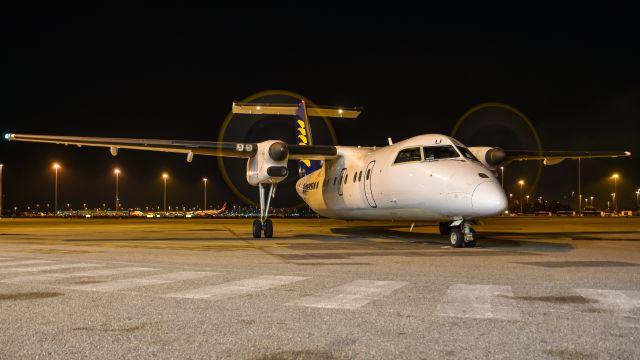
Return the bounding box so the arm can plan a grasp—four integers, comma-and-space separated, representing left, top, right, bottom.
295, 134, 507, 221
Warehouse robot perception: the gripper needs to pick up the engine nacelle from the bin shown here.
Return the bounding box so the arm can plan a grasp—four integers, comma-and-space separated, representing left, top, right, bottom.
246, 140, 290, 186
468, 146, 506, 170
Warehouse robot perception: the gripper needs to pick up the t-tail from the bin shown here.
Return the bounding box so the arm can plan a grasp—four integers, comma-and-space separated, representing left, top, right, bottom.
295, 100, 322, 177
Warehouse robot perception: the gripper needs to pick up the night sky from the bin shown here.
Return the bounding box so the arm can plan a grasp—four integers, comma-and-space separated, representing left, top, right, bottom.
2, 5, 639, 212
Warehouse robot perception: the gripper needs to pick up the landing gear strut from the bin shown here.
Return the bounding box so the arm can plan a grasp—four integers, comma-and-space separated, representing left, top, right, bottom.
448, 221, 477, 248
253, 183, 276, 238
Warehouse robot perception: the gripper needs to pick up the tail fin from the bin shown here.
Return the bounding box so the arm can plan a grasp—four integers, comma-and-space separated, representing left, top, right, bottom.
295, 100, 323, 177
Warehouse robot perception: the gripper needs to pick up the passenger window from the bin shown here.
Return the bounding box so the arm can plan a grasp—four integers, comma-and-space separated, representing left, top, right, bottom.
358, 171, 362, 182
423, 145, 460, 160
333, 177, 336, 186
366, 169, 371, 180
344, 174, 348, 184
353, 173, 357, 183
394, 147, 422, 164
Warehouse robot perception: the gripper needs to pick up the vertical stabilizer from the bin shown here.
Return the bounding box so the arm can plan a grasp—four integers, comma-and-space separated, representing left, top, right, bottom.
295, 100, 322, 177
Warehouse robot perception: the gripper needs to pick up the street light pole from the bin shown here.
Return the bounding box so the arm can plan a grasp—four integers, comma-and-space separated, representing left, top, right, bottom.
578, 158, 581, 215
162, 173, 168, 213
500, 166, 504, 191
0, 164, 3, 218
114, 169, 120, 212
612, 174, 619, 214
518, 180, 524, 214
636, 189, 639, 209
203, 178, 208, 210
53, 163, 60, 213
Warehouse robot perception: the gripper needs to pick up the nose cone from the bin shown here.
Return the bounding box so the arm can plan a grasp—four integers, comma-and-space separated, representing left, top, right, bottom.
472, 181, 508, 216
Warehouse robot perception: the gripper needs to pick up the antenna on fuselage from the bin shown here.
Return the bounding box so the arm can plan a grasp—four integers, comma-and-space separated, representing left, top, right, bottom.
388, 137, 393, 145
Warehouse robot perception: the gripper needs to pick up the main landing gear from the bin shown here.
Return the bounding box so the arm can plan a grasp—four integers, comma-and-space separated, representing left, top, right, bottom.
439, 221, 477, 248
253, 183, 276, 238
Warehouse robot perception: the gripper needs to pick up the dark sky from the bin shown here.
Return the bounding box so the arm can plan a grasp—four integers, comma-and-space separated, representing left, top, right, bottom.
2, 5, 639, 211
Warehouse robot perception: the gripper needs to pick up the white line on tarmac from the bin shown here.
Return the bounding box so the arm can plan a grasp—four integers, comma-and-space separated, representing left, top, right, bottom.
288, 280, 408, 309
64, 271, 218, 292
0, 263, 100, 274
436, 284, 521, 320
0, 260, 53, 267
1, 267, 156, 284
576, 288, 640, 327
165, 275, 308, 300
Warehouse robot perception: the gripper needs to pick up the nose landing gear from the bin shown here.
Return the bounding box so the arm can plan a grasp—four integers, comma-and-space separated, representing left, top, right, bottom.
253, 183, 276, 238
446, 221, 477, 248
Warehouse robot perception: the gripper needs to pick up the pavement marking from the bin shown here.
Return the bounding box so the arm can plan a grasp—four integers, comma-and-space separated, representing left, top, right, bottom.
436, 284, 521, 320
288, 280, 408, 309
165, 275, 308, 300
0, 260, 53, 267
1, 267, 156, 284
63, 271, 218, 292
576, 289, 640, 327
0, 263, 100, 274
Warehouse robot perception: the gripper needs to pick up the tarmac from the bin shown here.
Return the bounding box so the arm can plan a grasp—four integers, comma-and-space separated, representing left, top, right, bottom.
0, 217, 639, 359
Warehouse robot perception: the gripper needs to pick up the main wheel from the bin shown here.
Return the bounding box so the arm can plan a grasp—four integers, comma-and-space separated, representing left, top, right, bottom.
252, 219, 262, 238
463, 228, 477, 248
439, 222, 451, 235
449, 227, 464, 248
263, 219, 273, 238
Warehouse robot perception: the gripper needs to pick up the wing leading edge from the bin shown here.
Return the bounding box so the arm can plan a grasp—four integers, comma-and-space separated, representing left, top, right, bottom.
504, 150, 631, 165
4, 133, 338, 160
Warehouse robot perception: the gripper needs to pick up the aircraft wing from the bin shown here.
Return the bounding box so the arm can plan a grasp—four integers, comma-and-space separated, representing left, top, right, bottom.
4, 133, 340, 160
504, 150, 631, 165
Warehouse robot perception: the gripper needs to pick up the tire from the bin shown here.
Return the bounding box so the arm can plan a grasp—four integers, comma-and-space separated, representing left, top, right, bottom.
449, 227, 463, 248
439, 222, 451, 235
263, 219, 273, 238
463, 228, 477, 248
252, 219, 262, 238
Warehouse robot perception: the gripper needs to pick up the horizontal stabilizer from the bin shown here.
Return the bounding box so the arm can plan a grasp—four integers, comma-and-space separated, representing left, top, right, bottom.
232, 102, 362, 118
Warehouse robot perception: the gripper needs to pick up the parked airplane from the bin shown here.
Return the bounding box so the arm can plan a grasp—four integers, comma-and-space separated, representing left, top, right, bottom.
4, 101, 630, 247
194, 203, 227, 217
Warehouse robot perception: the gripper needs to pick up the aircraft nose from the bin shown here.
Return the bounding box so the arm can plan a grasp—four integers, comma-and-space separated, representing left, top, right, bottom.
471, 181, 508, 216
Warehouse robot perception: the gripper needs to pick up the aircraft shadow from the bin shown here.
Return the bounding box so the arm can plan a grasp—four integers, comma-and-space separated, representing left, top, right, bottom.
321, 225, 577, 253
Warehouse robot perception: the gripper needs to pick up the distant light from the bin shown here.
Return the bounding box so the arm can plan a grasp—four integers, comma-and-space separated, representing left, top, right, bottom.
203, 178, 208, 182
114, 168, 121, 174
612, 173, 619, 179
3, 133, 10, 140
53, 163, 61, 170
518, 180, 524, 185
338, 109, 343, 114
256, 106, 261, 110
162, 173, 168, 179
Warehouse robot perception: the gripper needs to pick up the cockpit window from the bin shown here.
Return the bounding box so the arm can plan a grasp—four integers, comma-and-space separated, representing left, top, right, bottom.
423, 145, 459, 160
457, 146, 479, 161
394, 147, 422, 164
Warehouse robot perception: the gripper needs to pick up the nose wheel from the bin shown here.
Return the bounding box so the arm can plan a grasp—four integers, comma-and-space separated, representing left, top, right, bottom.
252, 183, 276, 238
448, 221, 477, 248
